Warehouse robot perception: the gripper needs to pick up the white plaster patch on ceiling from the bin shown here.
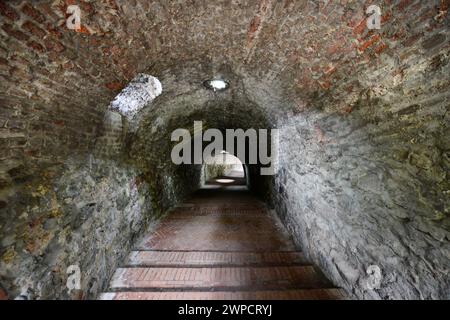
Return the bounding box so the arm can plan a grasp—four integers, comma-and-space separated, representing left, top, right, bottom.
109, 74, 162, 119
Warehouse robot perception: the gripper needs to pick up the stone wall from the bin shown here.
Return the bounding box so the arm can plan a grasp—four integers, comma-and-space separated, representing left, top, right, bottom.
0, 108, 200, 299
270, 94, 449, 299
1, 108, 150, 299
0, 156, 153, 299
262, 0, 450, 300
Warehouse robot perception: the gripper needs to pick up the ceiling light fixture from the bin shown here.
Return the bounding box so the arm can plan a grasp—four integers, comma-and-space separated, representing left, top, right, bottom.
203, 79, 229, 92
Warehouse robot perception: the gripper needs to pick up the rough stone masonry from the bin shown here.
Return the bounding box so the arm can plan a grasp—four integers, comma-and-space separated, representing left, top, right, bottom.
0, 0, 449, 299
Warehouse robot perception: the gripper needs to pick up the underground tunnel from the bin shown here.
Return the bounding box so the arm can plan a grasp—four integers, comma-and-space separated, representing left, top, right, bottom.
0, 0, 449, 301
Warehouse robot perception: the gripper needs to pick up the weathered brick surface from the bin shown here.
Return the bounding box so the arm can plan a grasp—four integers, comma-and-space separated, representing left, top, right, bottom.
0, 0, 445, 185
21, 3, 46, 24
21, 20, 46, 38
0, 2, 19, 21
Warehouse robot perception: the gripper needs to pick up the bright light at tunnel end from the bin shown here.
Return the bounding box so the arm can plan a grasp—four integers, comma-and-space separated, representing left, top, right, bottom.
203, 79, 230, 92
216, 179, 235, 184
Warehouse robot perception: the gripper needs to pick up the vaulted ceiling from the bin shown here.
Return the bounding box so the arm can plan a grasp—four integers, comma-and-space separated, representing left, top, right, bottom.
0, 0, 449, 178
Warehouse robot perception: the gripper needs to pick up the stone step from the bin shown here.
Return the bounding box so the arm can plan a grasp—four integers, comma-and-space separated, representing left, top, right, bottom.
126, 250, 308, 267
101, 189, 346, 299
100, 289, 346, 300
109, 266, 333, 291
169, 208, 267, 216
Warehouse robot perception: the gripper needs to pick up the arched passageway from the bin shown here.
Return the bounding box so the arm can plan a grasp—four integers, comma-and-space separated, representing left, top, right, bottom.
103, 139, 344, 299
201, 151, 247, 187
0, 1, 448, 301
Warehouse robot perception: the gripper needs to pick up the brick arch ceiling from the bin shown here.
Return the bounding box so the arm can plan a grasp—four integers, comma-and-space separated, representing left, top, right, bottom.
1, 0, 449, 166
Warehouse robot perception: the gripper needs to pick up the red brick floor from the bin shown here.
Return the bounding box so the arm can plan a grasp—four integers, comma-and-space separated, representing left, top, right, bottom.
100, 289, 345, 300
100, 184, 345, 300
126, 251, 308, 267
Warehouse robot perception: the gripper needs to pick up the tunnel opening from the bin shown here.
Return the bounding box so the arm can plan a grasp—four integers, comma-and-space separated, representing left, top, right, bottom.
201, 151, 247, 188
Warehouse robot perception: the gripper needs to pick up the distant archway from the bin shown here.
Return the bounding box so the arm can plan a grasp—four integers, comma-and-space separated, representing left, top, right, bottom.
200, 151, 247, 187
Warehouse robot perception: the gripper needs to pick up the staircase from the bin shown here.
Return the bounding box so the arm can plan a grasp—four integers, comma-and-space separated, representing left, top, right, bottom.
100, 185, 345, 300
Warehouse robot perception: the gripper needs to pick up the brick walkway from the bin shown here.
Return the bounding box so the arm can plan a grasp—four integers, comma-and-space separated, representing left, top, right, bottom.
100, 185, 345, 300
